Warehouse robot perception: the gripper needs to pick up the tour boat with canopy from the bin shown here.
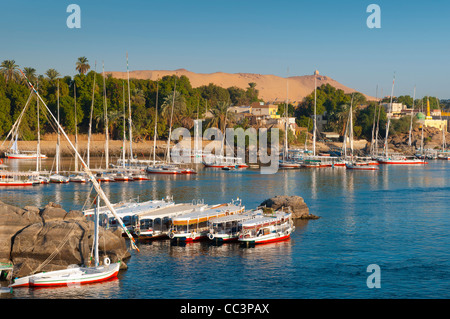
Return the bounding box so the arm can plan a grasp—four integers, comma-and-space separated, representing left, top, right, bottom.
169, 199, 245, 242
133, 201, 208, 239
238, 210, 295, 245
207, 209, 262, 243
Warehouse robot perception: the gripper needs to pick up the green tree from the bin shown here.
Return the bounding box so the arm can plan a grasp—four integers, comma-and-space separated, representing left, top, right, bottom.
0, 60, 19, 84
45, 69, 60, 81
23, 67, 37, 84
76, 57, 90, 75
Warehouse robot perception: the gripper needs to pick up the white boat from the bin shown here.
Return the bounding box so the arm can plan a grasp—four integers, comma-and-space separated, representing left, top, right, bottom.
131, 173, 151, 181
345, 162, 379, 170
376, 156, 428, 165
134, 201, 208, 239
279, 160, 301, 168
0, 164, 37, 186
146, 164, 191, 175
96, 173, 115, 182
169, 199, 245, 242
10, 197, 120, 288
203, 155, 248, 168
112, 172, 134, 182
0, 177, 35, 187
69, 174, 89, 183
5, 151, 47, 160
83, 197, 175, 234
238, 210, 295, 245
35, 175, 50, 184
49, 174, 69, 183
207, 209, 262, 243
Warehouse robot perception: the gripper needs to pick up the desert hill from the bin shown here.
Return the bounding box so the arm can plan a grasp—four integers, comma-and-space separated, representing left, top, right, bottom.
106, 69, 376, 103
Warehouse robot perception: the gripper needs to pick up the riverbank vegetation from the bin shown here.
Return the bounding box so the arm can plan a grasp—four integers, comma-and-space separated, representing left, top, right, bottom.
0, 58, 445, 145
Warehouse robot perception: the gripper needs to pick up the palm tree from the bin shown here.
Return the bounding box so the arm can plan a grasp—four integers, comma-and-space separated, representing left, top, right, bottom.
45, 68, 60, 81
0, 60, 19, 83
75, 57, 90, 75
206, 101, 234, 132
23, 67, 37, 84
160, 90, 187, 125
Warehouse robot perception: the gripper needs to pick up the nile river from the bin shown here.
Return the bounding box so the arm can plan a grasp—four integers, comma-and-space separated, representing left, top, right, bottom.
1, 158, 449, 299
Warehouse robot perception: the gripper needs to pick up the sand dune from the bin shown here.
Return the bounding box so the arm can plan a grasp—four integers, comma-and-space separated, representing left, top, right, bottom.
107, 69, 376, 103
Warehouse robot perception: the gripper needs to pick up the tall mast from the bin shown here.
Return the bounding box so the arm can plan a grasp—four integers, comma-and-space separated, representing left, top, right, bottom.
284, 68, 289, 161
153, 81, 159, 165
102, 62, 109, 169
127, 52, 133, 161
375, 88, 383, 155
408, 86, 416, 147
19, 68, 140, 251
94, 195, 100, 267
313, 71, 317, 157
56, 80, 60, 174
384, 73, 395, 157
349, 94, 354, 158
370, 85, 378, 156
166, 78, 177, 164
87, 62, 96, 168
74, 82, 78, 172
437, 97, 445, 152
36, 80, 41, 172
122, 82, 126, 169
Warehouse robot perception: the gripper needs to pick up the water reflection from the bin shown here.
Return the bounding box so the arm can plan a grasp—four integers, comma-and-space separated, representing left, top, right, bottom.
11, 278, 120, 299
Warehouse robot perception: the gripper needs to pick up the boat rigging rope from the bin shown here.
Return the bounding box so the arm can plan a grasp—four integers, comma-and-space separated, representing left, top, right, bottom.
30, 221, 77, 275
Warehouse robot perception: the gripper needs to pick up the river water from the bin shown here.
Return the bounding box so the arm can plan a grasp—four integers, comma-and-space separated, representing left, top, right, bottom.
1, 158, 449, 299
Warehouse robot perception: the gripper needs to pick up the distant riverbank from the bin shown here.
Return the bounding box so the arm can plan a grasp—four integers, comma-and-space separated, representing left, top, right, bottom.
1, 133, 373, 158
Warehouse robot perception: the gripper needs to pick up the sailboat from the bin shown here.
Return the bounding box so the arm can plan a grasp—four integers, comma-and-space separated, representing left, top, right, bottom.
10, 196, 120, 288
345, 95, 379, 170
69, 82, 89, 183
112, 82, 134, 182
301, 71, 332, 168
279, 70, 301, 169
146, 78, 197, 174
49, 81, 69, 184
10, 69, 140, 288
4, 90, 47, 160
376, 75, 427, 165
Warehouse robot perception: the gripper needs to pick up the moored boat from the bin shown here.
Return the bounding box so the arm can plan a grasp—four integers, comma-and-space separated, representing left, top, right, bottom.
279, 160, 301, 168
238, 210, 294, 245
345, 163, 379, 170
134, 201, 208, 239
112, 172, 134, 182
69, 174, 89, 183
207, 209, 262, 243
169, 199, 245, 242
376, 156, 428, 165
49, 174, 69, 183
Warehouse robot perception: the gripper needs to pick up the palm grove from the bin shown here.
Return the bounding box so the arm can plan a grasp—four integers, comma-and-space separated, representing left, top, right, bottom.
0, 58, 440, 145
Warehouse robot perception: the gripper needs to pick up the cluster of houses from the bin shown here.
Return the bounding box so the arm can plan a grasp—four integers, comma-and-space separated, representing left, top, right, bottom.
382, 101, 448, 132
228, 102, 301, 135
209, 98, 449, 144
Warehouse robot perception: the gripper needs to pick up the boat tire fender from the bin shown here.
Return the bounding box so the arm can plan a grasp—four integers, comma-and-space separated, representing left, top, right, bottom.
103, 257, 111, 266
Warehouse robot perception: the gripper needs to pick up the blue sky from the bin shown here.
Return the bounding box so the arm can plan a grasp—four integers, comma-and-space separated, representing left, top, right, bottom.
1, 0, 450, 98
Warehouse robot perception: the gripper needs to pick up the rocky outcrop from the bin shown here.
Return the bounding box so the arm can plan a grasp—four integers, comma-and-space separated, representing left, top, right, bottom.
260, 195, 319, 219
0, 201, 130, 278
